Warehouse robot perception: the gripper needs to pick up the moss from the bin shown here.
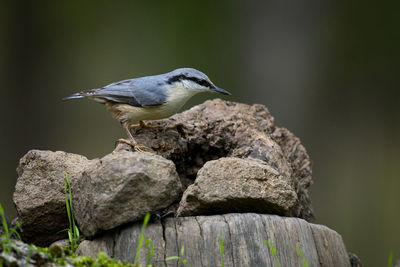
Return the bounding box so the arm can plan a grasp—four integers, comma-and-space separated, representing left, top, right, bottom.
72, 252, 136, 267
1, 240, 138, 267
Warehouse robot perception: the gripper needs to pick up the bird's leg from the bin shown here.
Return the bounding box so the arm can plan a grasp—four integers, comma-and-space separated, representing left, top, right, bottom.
118, 122, 147, 152
130, 120, 163, 130
143, 121, 163, 129
130, 120, 146, 130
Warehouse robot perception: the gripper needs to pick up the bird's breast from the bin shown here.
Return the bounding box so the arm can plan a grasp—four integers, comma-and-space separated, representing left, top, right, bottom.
165, 84, 199, 109
107, 84, 200, 122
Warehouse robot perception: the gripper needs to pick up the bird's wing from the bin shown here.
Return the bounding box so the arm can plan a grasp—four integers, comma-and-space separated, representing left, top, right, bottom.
82, 78, 167, 107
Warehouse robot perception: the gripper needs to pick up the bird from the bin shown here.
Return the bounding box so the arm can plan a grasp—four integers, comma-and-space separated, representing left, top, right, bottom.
63, 68, 231, 152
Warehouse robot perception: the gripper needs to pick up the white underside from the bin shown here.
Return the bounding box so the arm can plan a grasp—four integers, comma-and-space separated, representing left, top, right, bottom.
113, 84, 206, 122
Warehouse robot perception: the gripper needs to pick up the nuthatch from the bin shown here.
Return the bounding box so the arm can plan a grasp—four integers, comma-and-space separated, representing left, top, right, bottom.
63, 68, 231, 151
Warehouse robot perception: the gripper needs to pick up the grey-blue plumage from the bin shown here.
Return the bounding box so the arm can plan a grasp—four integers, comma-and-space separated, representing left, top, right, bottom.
63, 67, 230, 151
63, 76, 168, 107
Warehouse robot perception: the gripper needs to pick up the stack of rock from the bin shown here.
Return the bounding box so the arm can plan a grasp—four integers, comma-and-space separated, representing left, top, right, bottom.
13, 99, 357, 266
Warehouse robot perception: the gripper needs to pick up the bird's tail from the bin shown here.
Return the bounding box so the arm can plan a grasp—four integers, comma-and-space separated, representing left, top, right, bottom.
62, 93, 84, 101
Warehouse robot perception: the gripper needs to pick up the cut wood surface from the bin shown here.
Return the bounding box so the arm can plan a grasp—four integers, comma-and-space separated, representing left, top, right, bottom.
76, 213, 350, 267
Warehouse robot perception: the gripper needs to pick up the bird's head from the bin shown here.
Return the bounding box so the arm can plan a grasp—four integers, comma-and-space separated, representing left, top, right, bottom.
166, 68, 231, 95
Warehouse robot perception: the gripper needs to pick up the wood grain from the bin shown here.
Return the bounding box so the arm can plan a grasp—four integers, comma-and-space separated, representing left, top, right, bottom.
76, 213, 351, 267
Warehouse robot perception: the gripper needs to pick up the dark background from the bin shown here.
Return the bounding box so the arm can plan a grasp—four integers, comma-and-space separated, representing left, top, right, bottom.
1, 1, 399, 266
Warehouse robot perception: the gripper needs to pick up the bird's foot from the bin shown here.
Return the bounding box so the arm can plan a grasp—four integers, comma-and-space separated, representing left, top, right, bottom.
134, 145, 148, 153
131, 121, 163, 130
118, 138, 135, 147
117, 139, 149, 153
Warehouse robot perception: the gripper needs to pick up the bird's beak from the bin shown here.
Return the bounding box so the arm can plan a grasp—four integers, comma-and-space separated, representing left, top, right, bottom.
211, 86, 231, 95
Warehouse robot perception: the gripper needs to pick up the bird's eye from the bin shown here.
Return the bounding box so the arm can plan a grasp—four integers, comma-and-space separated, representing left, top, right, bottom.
186, 77, 213, 88
167, 75, 213, 89
167, 74, 186, 84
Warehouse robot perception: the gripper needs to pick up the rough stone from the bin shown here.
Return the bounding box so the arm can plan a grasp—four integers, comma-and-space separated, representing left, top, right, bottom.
13, 150, 89, 246
13, 99, 314, 246
177, 157, 298, 217
72, 150, 182, 238
76, 213, 352, 267
124, 99, 314, 220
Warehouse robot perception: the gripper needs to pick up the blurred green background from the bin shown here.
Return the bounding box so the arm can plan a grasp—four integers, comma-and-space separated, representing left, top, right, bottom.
1, 1, 399, 265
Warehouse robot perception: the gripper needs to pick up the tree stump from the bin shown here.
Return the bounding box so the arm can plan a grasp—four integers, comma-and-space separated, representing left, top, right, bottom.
76, 213, 351, 267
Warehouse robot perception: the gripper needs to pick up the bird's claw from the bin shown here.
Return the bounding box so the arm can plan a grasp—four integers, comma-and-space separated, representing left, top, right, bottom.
134, 146, 148, 153
117, 139, 149, 153
118, 138, 136, 147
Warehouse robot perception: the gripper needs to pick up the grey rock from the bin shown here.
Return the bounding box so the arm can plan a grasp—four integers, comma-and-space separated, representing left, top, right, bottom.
177, 157, 298, 217
13, 150, 89, 246
72, 150, 182, 237
13, 149, 182, 245
76, 213, 352, 267
13, 99, 314, 247
271, 127, 314, 221
126, 99, 314, 220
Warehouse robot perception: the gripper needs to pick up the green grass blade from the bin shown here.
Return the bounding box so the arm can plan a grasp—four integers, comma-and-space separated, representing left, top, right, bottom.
64, 172, 83, 251
388, 252, 393, 267
66, 173, 77, 238
264, 240, 280, 267
56, 228, 69, 234
0, 204, 9, 238
64, 175, 72, 228
181, 244, 185, 257
296, 246, 308, 267
165, 256, 180, 261
134, 213, 151, 265
65, 198, 72, 227
145, 238, 154, 265
10, 229, 22, 241
68, 231, 73, 243
74, 225, 80, 240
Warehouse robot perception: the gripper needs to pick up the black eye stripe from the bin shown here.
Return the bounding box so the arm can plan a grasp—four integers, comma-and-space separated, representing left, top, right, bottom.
187, 77, 213, 88
167, 75, 213, 88
167, 74, 186, 84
